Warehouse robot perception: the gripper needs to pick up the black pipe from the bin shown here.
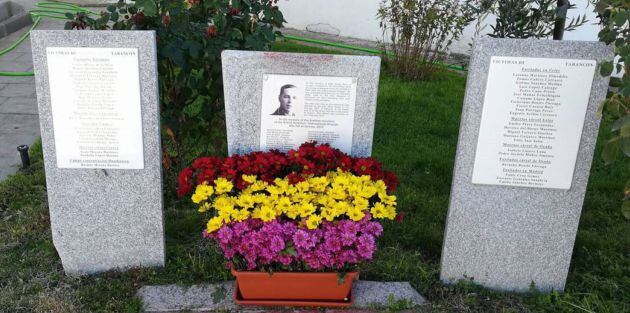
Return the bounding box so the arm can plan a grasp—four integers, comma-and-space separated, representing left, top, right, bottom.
17, 145, 30, 169
553, 0, 570, 40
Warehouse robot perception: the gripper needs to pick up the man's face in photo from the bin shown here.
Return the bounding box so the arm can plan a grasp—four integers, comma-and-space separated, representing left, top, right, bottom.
279, 87, 298, 114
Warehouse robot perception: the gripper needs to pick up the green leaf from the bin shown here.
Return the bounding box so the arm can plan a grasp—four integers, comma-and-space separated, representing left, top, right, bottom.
210, 285, 227, 304
64, 21, 72, 30
622, 199, 630, 219
135, 0, 157, 17
231, 28, 243, 40
65, 12, 74, 20
602, 136, 621, 165
614, 11, 628, 27
110, 12, 119, 22
337, 272, 347, 285
600, 61, 614, 76
594, 0, 610, 14
609, 77, 623, 87
183, 97, 203, 117
621, 134, 630, 156
612, 115, 630, 132
107, 5, 116, 13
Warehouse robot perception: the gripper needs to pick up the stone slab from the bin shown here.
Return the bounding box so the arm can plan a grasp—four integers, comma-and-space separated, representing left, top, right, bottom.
440, 37, 613, 292
30, 30, 164, 275
221, 50, 380, 157
137, 280, 424, 312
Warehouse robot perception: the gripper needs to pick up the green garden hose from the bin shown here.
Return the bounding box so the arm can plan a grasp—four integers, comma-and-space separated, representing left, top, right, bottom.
0, 1, 96, 77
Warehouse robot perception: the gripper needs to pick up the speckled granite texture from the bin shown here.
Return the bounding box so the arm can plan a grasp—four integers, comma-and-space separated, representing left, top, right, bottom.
30, 30, 164, 275
137, 280, 425, 312
221, 50, 380, 157
440, 38, 613, 292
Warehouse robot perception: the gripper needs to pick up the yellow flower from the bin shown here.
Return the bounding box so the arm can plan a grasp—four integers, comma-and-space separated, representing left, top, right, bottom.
192, 193, 205, 204
213, 196, 234, 211
305, 215, 322, 229
353, 197, 369, 211
214, 177, 233, 194
197, 202, 211, 213
370, 202, 387, 219
206, 217, 223, 233
327, 186, 347, 200
295, 181, 310, 193
259, 205, 276, 222
333, 201, 349, 215
249, 180, 268, 192
308, 176, 329, 192
292, 192, 314, 203
374, 180, 388, 195
232, 208, 251, 222
251, 207, 262, 220
286, 205, 300, 219
333, 173, 350, 187
275, 196, 292, 214
359, 185, 377, 198
320, 206, 336, 221
252, 193, 269, 204
242, 174, 257, 184
266, 185, 283, 195
384, 205, 397, 220
346, 207, 365, 221
192, 183, 214, 203
298, 202, 316, 218
236, 194, 255, 209
379, 193, 397, 206
218, 207, 234, 223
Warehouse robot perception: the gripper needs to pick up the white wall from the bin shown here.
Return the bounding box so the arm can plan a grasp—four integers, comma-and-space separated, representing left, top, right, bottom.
278, 0, 602, 55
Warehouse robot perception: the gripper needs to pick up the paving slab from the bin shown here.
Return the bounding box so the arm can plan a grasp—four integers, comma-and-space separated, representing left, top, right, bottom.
0, 11, 66, 181
137, 280, 425, 312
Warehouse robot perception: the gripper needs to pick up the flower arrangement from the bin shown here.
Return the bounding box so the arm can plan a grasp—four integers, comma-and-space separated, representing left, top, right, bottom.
178, 142, 399, 272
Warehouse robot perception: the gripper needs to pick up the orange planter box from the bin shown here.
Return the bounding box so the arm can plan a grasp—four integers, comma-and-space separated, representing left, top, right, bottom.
231, 268, 358, 301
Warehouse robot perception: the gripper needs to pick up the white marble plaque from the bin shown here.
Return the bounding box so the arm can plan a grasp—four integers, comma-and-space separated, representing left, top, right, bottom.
472, 57, 596, 189
46, 47, 144, 169
259, 74, 358, 153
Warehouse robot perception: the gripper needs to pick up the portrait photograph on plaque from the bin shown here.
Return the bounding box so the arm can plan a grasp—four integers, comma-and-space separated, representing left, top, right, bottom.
259, 74, 358, 153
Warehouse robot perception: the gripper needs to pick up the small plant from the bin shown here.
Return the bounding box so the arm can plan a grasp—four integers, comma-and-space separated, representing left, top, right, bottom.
377, 0, 487, 80
66, 0, 286, 171
488, 0, 587, 39
592, 0, 630, 219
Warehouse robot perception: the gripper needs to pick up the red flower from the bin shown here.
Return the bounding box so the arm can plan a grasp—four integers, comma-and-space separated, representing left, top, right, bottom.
206, 25, 218, 38
162, 13, 171, 27
132, 12, 145, 25
227, 6, 240, 16
384, 171, 399, 192
395, 212, 406, 224
177, 167, 194, 197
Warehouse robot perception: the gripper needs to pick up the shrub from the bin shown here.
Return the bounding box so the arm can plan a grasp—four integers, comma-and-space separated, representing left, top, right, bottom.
487, 0, 587, 39
377, 0, 487, 80
593, 0, 630, 218
66, 0, 286, 169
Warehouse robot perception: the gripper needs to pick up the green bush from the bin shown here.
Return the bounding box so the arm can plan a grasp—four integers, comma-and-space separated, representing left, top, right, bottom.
593, 0, 630, 218
487, 0, 587, 39
67, 0, 286, 169
377, 0, 487, 80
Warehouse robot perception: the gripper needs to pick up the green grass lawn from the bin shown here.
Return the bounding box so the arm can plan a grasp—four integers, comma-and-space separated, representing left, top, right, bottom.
0, 40, 628, 312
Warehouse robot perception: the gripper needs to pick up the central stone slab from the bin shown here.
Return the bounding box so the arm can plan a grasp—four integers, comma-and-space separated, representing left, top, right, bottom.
221, 50, 381, 157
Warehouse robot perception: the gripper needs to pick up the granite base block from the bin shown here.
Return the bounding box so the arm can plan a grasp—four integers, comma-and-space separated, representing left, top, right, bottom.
137, 280, 425, 312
